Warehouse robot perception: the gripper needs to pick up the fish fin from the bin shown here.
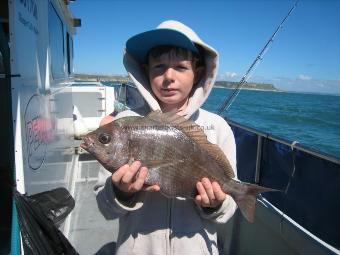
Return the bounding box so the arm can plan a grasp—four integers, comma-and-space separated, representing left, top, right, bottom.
227, 182, 278, 223
195, 142, 235, 178
146, 109, 186, 125
145, 111, 235, 178
178, 123, 235, 178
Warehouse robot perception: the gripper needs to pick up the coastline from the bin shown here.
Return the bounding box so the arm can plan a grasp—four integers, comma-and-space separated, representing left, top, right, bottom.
214, 80, 279, 92
213, 85, 340, 96
213, 85, 281, 92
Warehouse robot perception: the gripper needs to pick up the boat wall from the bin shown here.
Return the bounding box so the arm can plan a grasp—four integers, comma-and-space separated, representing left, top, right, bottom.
219, 202, 337, 255
218, 120, 340, 254
8, 0, 77, 195
70, 84, 115, 133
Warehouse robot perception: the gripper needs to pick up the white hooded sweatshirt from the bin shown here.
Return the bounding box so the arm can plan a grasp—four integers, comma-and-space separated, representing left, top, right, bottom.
94, 20, 237, 255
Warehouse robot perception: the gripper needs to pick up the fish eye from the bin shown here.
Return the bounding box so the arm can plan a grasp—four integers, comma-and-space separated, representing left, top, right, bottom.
98, 133, 111, 144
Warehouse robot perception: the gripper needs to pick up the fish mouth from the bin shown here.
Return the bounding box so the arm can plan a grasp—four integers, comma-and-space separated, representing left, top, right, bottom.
80, 136, 93, 152
80, 142, 88, 150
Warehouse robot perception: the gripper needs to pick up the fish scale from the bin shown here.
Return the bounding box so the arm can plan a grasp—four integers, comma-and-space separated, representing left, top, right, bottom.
81, 110, 278, 222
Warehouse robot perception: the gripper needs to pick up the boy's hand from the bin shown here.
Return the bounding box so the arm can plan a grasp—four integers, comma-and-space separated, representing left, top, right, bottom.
111, 161, 160, 198
195, 178, 226, 208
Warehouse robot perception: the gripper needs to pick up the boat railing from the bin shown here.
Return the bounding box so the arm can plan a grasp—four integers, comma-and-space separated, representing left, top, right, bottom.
222, 117, 340, 253
226, 118, 340, 165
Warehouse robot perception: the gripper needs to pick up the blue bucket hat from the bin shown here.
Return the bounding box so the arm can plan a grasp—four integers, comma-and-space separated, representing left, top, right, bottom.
126, 28, 199, 64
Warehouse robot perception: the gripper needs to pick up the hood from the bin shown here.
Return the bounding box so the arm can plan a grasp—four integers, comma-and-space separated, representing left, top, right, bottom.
123, 20, 219, 119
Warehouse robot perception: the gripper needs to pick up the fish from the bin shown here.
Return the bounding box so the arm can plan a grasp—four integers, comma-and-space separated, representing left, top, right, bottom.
80, 110, 277, 222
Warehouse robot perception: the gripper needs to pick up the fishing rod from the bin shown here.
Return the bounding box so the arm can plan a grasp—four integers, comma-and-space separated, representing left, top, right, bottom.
217, 0, 299, 115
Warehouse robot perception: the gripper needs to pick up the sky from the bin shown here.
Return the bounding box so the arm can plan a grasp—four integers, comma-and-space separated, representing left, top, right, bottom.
70, 0, 340, 94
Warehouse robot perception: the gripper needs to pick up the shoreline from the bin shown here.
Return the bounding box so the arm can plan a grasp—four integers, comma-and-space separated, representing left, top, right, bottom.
213, 85, 281, 92
213, 86, 340, 96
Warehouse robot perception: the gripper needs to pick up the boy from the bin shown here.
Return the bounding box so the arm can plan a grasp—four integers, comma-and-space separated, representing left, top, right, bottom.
95, 20, 237, 255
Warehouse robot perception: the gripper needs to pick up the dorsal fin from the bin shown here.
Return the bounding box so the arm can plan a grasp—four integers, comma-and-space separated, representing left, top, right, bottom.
145, 110, 235, 178
147, 109, 186, 125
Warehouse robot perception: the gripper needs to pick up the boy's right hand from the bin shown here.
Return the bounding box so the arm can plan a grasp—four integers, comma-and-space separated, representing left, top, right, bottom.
111, 161, 160, 199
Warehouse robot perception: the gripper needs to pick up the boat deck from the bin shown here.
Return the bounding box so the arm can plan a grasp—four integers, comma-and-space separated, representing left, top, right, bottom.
66, 155, 118, 255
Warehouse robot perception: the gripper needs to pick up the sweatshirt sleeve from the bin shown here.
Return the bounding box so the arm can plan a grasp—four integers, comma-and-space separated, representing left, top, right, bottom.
196, 114, 238, 223
94, 167, 145, 220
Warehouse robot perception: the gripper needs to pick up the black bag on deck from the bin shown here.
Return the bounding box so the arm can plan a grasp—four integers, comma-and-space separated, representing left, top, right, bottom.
14, 188, 78, 255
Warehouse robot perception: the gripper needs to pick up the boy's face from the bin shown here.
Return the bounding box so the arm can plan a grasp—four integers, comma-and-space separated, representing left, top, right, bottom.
147, 50, 198, 111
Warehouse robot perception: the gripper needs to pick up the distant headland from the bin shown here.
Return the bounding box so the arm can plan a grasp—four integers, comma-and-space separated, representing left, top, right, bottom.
215, 80, 279, 91
74, 74, 279, 91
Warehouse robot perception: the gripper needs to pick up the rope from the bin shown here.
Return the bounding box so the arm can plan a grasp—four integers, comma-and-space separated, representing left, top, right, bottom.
280, 140, 299, 232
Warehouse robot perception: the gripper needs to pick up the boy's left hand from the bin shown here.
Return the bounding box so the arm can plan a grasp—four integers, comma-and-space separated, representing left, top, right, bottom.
195, 178, 226, 208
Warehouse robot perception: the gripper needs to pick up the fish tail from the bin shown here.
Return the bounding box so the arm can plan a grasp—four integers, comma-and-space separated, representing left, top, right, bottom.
226, 182, 277, 223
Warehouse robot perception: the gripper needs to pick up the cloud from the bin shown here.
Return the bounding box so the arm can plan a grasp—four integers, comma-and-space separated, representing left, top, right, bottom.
218, 71, 239, 80
225, 72, 237, 78
298, 74, 312, 81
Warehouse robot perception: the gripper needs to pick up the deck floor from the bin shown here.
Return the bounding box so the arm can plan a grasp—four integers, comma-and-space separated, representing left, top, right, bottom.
67, 159, 119, 255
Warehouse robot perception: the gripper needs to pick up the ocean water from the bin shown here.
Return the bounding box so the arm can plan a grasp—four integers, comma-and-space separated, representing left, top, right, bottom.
203, 88, 340, 158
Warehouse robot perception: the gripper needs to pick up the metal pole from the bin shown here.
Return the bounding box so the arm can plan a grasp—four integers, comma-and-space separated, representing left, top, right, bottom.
255, 135, 263, 184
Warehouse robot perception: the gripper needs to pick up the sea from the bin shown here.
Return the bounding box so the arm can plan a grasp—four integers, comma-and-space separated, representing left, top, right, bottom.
203, 88, 340, 158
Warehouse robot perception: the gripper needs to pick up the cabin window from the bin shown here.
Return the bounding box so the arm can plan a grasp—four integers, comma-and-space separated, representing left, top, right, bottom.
48, 3, 65, 79
116, 84, 147, 110
66, 33, 73, 75
117, 84, 127, 104
126, 85, 147, 109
